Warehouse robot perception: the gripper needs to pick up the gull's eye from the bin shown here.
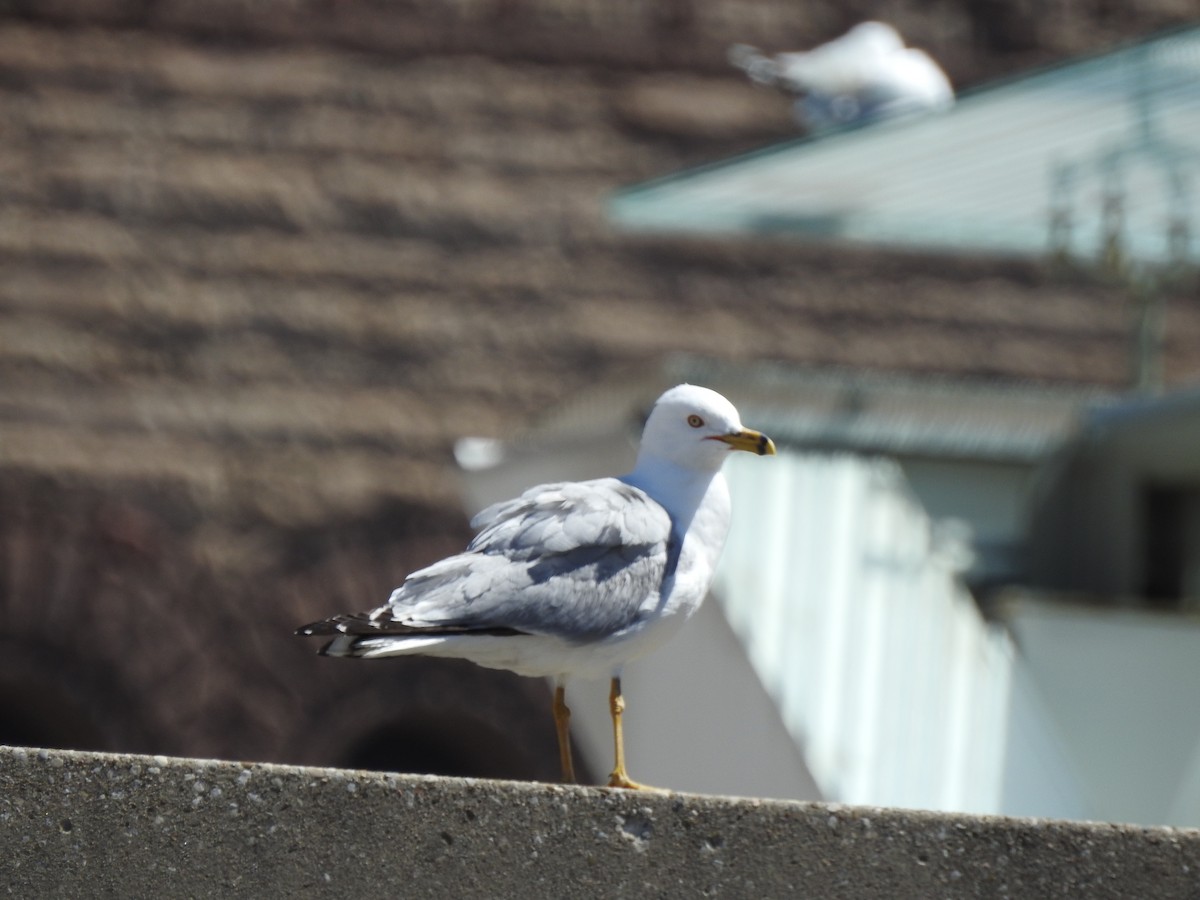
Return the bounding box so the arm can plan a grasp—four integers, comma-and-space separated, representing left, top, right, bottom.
687, 414, 704, 428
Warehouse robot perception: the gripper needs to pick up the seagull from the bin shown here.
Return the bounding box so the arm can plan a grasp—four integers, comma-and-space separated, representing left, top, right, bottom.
730, 21, 953, 130
298, 384, 776, 789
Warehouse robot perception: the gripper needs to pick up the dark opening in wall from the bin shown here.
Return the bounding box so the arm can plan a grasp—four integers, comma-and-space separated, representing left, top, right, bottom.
340, 712, 540, 780
1142, 484, 1200, 606
0, 678, 108, 752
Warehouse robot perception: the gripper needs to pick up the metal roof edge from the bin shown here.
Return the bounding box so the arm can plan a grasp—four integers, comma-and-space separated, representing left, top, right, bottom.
459, 358, 1123, 480
669, 357, 1113, 463
1086, 381, 1200, 431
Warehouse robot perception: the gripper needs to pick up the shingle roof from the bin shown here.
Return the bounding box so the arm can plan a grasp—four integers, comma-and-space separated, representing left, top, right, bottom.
4, 8, 1198, 518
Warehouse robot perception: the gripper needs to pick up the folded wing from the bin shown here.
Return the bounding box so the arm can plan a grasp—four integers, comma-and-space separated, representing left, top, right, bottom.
298, 478, 673, 644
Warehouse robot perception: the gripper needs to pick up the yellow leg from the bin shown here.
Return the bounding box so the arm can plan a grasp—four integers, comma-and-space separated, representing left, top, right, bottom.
553, 684, 576, 784
605, 676, 661, 791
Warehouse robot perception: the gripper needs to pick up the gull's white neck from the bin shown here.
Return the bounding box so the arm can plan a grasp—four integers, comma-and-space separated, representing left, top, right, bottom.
623, 454, 717, 519
620, 451, 733, 630
622, 452, 732, 572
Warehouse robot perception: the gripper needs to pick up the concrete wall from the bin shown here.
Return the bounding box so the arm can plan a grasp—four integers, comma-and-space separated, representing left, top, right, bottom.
3, 745, 1200, 898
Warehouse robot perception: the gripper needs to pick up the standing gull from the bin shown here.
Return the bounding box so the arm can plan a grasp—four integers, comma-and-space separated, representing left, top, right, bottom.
297, 384, 775, 789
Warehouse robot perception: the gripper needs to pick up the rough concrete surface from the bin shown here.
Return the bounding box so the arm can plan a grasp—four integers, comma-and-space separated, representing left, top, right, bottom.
3, 745, 1199, 899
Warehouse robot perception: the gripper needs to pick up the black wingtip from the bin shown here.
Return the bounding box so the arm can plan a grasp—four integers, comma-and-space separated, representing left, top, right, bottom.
296, 619, 343, 637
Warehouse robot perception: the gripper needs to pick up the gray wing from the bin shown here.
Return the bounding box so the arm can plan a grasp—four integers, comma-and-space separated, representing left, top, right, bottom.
322, 478, 673, 642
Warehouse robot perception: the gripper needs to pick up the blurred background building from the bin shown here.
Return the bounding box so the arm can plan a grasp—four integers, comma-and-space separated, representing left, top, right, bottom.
2, 1, 1199, 823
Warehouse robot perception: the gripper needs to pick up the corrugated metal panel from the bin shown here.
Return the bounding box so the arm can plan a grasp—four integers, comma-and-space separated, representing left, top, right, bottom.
669, 360, 1103, 463
611, 25, 1200, 267
716, 450, 1014, 813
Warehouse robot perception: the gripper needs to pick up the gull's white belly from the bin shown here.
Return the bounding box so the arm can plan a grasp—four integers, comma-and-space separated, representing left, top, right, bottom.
347, 590, 703, 679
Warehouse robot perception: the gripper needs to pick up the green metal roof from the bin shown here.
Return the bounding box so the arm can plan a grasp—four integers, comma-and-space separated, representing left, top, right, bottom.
610, 26, 1200, 268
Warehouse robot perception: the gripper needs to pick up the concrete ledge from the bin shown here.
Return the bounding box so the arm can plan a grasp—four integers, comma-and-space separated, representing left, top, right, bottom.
3, 745, 1199, 898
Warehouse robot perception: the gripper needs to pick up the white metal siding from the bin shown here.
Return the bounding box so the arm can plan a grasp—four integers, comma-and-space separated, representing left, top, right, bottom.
717, 450, 1015, 813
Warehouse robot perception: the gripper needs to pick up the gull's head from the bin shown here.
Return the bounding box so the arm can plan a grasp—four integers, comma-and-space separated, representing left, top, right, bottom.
841, 21, 904, 56
639, 384, 776, 472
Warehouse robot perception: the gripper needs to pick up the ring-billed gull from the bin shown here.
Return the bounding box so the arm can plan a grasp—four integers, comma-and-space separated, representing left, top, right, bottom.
730, 21, 953, 130
297, 384, 775, 789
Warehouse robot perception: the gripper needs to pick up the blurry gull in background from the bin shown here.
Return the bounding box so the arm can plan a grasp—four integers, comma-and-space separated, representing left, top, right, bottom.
299, 384, 776, 790
730, 21, 954, 131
